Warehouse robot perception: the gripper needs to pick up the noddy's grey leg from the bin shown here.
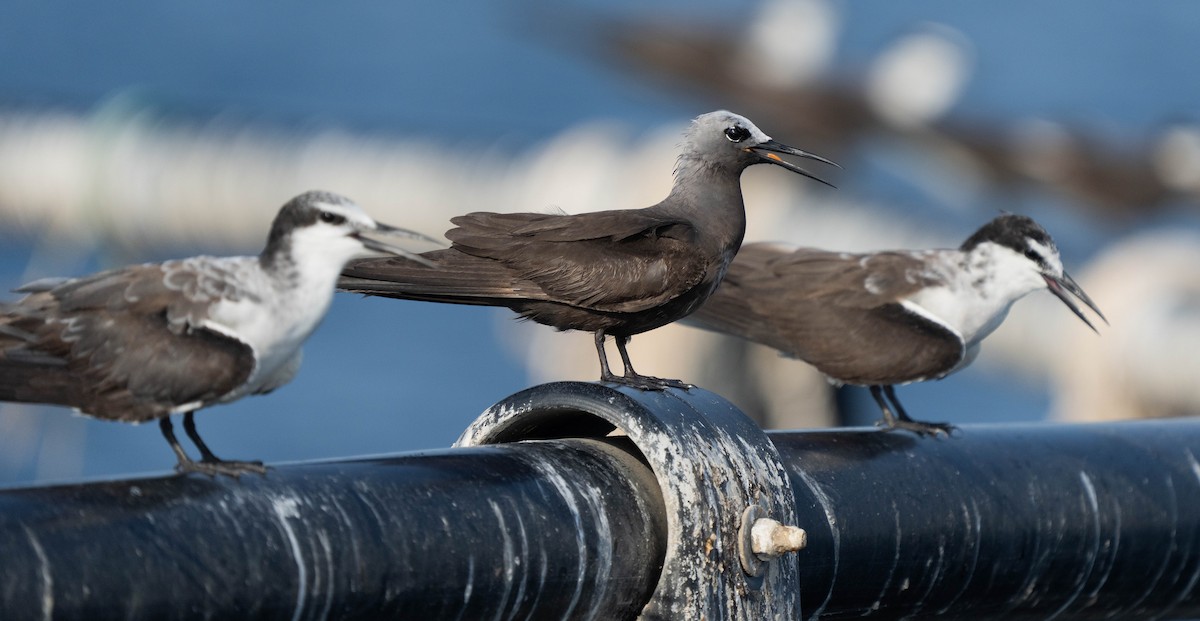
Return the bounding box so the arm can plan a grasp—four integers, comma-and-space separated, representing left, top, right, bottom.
872, 385, 954, 437
594, 330, 624, 384
179, 412, 267, 477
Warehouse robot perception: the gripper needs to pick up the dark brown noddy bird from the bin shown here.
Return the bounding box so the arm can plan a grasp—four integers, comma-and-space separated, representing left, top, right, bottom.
686, 214, 1107, 435
339, 110, 838, 390
0, 191, 436, 477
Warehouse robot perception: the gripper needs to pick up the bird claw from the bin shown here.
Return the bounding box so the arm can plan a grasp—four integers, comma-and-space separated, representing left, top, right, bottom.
876, 419, 958, 438
603, 373, 694, 392
176, 458, 268, 479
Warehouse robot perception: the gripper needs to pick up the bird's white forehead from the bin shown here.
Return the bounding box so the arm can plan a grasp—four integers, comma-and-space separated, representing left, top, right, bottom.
1025, 237, 1063, 273
314, 199, 358, 213
314, 199, 372, 224
1025, 237, 1054, 254
694, 110, 772, 142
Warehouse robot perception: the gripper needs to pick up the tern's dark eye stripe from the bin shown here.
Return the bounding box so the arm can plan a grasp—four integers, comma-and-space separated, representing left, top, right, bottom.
725, 126, 751, 143
319, 211, 346, 226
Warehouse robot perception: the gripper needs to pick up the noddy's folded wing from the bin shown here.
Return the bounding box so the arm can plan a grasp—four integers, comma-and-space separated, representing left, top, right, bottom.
343, 210, 710, 314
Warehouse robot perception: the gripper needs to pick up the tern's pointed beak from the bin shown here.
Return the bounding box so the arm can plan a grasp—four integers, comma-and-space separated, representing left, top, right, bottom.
747, 139, 841, 188
1043, 270, 1108, 333
372, 221, 446, 246
351, 221, 443, 267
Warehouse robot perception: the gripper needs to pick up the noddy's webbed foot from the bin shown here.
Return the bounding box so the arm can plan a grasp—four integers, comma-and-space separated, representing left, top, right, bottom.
604, 373, 694, 392
876, 418, 957, 438
598, 332, 693, 391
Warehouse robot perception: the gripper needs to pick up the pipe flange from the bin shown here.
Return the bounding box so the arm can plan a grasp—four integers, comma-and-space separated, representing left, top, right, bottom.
457, 381, 801, 621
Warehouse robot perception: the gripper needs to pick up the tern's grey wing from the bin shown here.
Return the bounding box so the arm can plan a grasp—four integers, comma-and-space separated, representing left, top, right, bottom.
44, 259, 256, 331
743, 246, 943, 308
343, 210, 708, 314
691, 245, 964, 385
0, 263, 255, 421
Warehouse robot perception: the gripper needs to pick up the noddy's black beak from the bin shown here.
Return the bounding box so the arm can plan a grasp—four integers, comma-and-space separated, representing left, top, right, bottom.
1043, 270, 1108, 333
747, 139, 841, 188
350, 222, 442, 267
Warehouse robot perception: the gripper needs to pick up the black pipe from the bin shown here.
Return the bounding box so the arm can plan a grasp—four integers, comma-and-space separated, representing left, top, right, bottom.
459, 381, 807, 620
460, 383, 1200, 620
778, 421, 1200, 620
2, 383, 1199, 620
0, 438, 666, 620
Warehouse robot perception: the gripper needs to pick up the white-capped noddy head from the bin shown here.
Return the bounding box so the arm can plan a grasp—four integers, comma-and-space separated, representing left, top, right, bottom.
961, 214, 1107, 332
678, 110, 839, 187
262, 190, 438, 269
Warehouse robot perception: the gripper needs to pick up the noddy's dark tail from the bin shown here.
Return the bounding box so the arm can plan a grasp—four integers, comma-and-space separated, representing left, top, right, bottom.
339, 249, 533, 307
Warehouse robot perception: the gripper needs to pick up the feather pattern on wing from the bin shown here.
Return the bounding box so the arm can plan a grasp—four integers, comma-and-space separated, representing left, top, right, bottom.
342, 208, 709, 315
688, 243, 965, 385
0, 263, 254, 422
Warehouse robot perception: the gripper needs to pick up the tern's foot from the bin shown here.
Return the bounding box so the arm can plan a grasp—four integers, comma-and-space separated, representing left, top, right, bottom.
176, 458, 268, 479
604, 373, 694, 391
877, 418, 957, 438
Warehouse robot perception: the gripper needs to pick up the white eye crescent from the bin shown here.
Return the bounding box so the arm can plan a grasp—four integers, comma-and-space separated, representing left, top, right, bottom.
725, 126, 751, 142
319, 211, 346, 226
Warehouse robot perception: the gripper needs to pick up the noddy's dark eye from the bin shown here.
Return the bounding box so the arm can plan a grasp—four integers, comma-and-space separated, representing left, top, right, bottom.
319, 211, 346, 226
1023, 249, 1041, 263
725, 126, 751, 143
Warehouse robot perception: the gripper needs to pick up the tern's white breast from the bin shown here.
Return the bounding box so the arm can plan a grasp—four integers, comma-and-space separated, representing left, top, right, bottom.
904, 244, 1045, 349
201, 258, 336, 397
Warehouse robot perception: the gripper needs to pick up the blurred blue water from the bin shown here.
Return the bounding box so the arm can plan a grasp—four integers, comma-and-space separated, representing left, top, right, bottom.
0, 1, 690, 142
1, 1, 1198, 483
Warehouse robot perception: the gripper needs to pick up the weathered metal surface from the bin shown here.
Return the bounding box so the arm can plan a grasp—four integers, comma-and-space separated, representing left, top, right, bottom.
777, 420, 1200, 620
457, 381, 803, 620
4, 382, 1198, 621
0, 439, 664, 620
